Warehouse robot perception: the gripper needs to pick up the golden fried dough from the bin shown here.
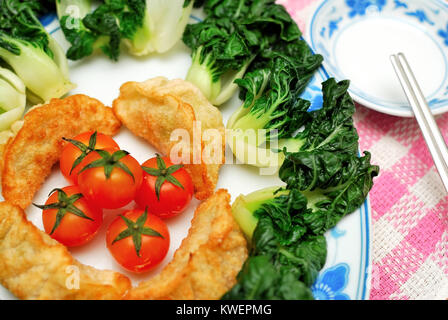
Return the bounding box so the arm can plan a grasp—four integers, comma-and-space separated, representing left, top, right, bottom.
0, 90, 245, 300
128, 189, 248, 300
112, 77, 224, 200
1, 95, 121, 209
0, 189, 247, 300
0, 202, 131, 300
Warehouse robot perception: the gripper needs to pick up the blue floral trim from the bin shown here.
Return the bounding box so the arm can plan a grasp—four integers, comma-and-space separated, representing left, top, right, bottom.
328, 17, 343, 38
330, 226, 346, 238
405, 9, 435, 25
345, 0, 387, 18
320, 27, 327, 37
394, 0, 408, 9
312, 263, 351, 300
438, 23, 448, 46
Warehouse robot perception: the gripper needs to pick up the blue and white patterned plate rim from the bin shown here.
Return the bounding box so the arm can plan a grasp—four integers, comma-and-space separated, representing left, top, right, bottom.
306, 0, 448, 117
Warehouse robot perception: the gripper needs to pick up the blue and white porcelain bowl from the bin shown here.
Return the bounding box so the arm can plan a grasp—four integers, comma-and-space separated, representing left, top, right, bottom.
306, 0, 448, 117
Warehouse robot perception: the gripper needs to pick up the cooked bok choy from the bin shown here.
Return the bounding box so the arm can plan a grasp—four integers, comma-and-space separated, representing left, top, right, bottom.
0, 0, 74, 103
225, 143, 378, 299
57, 0, 135, 61
0, 67, 26, 131
225, 152, 378, 299
222, 78, 379, 300
57, 0, 194, 61
231, 78, 377, 240
182, 0, 305, 105
232, 152, 378, 241
126, 0, 194, 56
182, 17, 256, 106
227, 52, 323, 168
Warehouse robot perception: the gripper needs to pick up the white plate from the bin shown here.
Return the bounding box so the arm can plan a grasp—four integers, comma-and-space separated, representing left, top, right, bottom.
306, 0, 448, 117
0, 12, 372, 300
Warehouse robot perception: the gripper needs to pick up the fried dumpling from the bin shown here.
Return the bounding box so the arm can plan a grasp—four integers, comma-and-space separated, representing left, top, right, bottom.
0, 201, 131, 300
128, 189, 248, 300
1, 94, 121, 209
113, 77, 225, 200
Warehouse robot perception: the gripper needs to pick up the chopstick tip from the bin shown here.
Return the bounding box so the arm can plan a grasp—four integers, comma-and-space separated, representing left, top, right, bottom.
390, 54, 399, 63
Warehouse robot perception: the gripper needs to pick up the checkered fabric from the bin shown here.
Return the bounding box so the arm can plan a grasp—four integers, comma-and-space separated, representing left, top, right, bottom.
279, 0, 448, 300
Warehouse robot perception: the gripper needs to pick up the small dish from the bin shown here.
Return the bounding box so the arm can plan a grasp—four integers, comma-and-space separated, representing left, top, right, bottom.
306, 0, 448, 117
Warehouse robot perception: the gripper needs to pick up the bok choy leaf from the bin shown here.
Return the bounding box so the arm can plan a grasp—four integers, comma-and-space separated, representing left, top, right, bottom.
223, 78, 379, 300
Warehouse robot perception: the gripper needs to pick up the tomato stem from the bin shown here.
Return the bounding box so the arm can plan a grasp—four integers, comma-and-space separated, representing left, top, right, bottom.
78, 149, 136, 182
141, 154, 185, 201
33, 189, 93, 235
63, 131, 98, 175
112, 208, 164, 257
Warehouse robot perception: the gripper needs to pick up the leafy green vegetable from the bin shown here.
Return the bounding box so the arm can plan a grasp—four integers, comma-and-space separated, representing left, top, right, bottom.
224, 189, 329, 299
293, 79, 359, 156
0, 0, 74, 103
182, 0, 308, 105
253, 209, 328, 288
192, 0, 205, 8
275, 78, 360, 188
225, 151, 378, 299
222, 255, 315, 300
279, 152, 378, 235
229, 53, 320, 139
233, 79, 379, 240
57, 0, 134, 61
0, 67, 26, 131
57, 0, 194, 61
231, 149, 378, 241
126, 0, 194, 56
223, 78, 379, 300
232, 186, 288, 239
182, 16, 258, 106
23, 0, 55, 16
226, 51, 322, 168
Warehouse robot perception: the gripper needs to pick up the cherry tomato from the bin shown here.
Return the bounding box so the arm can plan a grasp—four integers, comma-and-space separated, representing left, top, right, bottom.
106, 208, 170, 273
35, 186, 103, 247
135, 154, 194, 219
77, 148, 143, 209
60, 131, 119, 184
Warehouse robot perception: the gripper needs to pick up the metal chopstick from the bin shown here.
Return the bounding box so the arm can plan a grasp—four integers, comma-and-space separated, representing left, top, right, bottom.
390, 53, 448, 193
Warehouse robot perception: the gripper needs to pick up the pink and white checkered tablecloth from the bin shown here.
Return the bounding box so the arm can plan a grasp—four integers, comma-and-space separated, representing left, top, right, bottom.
279, 0, 448, 300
